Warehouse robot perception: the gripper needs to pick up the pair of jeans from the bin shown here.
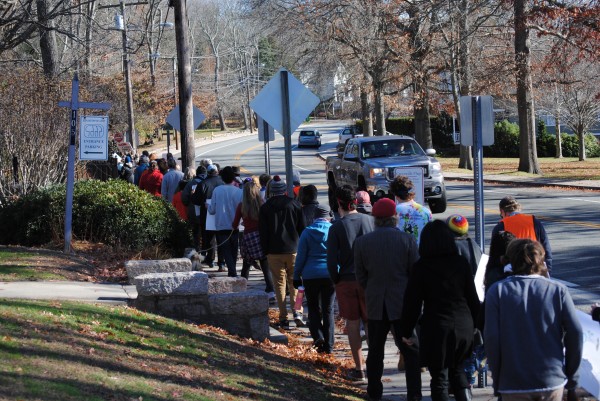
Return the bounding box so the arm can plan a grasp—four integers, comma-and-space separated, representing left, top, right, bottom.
367, 309, 422, 400
267, 253, 296, 321
303, 278, 336, 352
216, 230, 239, 277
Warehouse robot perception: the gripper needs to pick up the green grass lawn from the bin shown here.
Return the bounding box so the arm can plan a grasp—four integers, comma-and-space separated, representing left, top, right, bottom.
438, 157, 600, 180
0, 250, 65, 281
0, 300, 363, 401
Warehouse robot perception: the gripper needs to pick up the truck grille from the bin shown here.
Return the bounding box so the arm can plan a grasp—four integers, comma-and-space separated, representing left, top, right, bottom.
388, 165, 429, 179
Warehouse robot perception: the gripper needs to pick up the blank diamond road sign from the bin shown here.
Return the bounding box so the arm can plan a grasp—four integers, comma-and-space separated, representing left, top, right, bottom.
250, 68, 320, 135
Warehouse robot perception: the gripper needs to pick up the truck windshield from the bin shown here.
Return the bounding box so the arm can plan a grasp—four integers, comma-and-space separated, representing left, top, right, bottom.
361, 140, 424, 159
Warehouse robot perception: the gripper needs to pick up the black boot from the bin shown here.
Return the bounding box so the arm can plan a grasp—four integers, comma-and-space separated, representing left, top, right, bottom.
453, 387, 472, 401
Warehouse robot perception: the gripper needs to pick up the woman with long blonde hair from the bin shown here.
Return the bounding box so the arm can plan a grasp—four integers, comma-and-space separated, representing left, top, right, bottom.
232, 176, 274, 300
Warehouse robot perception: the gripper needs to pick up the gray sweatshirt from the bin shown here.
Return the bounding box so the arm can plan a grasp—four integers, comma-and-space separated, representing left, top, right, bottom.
484, 275, 582, 394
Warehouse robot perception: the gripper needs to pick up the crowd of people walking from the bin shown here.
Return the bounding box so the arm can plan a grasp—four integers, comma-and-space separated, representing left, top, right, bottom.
114, 150, 584, 401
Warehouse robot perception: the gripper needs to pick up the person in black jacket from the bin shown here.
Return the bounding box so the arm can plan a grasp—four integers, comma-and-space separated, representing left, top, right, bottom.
192, 164, 223, 269
326, 185, 374, 381
402, 220, 480, 401
258, 175, 305, 329
299, 184, 323, 227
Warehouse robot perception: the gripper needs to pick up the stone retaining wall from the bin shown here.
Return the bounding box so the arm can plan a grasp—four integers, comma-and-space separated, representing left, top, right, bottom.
131, 269, 268, 341
125, 258, 192, 283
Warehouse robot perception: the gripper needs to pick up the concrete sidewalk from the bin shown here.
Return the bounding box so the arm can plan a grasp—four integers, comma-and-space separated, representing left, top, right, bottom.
0, 264, 497, 401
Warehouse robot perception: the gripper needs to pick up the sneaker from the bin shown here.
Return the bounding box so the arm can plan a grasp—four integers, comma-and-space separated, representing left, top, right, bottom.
217, 266, 225, 272
347, 368, 366, 382
278, 319, 290, 330
293, 312, 305, 327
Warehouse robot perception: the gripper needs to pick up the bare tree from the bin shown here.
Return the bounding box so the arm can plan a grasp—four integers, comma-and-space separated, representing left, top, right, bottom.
560, 62, 600, 161
0, 68, 69, 203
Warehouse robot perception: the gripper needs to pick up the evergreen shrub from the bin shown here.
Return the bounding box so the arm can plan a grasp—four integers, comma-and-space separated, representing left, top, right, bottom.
484, 120, 520, 157
0, 179, 191, 253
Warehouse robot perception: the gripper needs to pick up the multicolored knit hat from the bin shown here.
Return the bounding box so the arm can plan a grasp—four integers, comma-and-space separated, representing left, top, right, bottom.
446, 214, 469, 236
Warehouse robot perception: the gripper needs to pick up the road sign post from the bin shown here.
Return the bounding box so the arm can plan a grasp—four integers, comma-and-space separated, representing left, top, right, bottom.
460, 95, 494, 252
58, 74, 111, 253
280, 71, 295, 196
257, 116, 274, 175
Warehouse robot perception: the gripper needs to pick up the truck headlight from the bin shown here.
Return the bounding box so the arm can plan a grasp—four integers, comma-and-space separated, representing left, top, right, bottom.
430, 162, 442, 174
369, 168, 385, 178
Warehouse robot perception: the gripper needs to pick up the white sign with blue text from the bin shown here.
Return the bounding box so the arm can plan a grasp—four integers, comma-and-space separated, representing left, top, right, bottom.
79, 116, 109, 161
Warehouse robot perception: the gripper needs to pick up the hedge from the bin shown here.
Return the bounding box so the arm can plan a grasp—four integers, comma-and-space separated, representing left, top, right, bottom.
0, 179, 191, 253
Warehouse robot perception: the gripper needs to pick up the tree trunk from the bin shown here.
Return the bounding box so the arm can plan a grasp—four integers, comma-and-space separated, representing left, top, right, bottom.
413, 67, 432, 148
37, 0, 59, 77
554, 114, 562, 158
457, 0, 473, 170
242, 106, 249, 130
83, 0, 96, 77
218, 110, 227, 131
408, 5, 432, 149
414, 92, 432, 149
373, 80, 386, 135
553, 83, 562, 158
514, 0, 541, 173
360, 85, 373, 136
578, 128, 586, 161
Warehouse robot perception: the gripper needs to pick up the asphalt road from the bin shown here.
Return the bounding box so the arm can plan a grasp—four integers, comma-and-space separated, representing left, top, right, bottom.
193, 120, 600, 306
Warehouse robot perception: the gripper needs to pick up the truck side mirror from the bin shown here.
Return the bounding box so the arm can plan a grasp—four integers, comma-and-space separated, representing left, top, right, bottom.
426, 148, 436, 156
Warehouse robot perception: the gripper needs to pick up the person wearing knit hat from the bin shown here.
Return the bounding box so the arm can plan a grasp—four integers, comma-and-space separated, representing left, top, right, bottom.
447, 214, 469, 236
401, 220, 480, 401
356, 191, 372, 215
492, 195, 553, 274
207, 164, 218, 175
354, 195, 421, 401
371, 198, 397, 219
259, 173, 306, 329
268, 175, 287, 197
293, 202, 335, 352
133, 155, 149, 185
447, 214, 482, 278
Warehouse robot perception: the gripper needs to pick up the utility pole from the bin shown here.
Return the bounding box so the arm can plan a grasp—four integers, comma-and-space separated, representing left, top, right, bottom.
172, 0, 195, 170
119, 0, 137, 150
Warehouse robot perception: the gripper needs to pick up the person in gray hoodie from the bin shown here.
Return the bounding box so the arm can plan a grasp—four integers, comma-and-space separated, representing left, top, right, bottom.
484, 239, 582, 401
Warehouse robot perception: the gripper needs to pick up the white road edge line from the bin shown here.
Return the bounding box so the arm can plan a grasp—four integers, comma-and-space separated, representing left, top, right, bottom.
565, 198, 600, 204
196, 137, 258, 157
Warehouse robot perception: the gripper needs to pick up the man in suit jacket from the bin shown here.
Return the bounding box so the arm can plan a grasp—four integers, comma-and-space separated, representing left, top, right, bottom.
355, 198, 421, 401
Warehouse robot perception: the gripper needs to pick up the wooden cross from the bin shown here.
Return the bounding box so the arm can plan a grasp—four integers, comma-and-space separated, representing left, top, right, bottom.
58, 73, 111, 253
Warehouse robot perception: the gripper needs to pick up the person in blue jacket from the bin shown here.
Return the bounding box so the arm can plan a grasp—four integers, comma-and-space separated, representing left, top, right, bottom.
293, 204, 335, 353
